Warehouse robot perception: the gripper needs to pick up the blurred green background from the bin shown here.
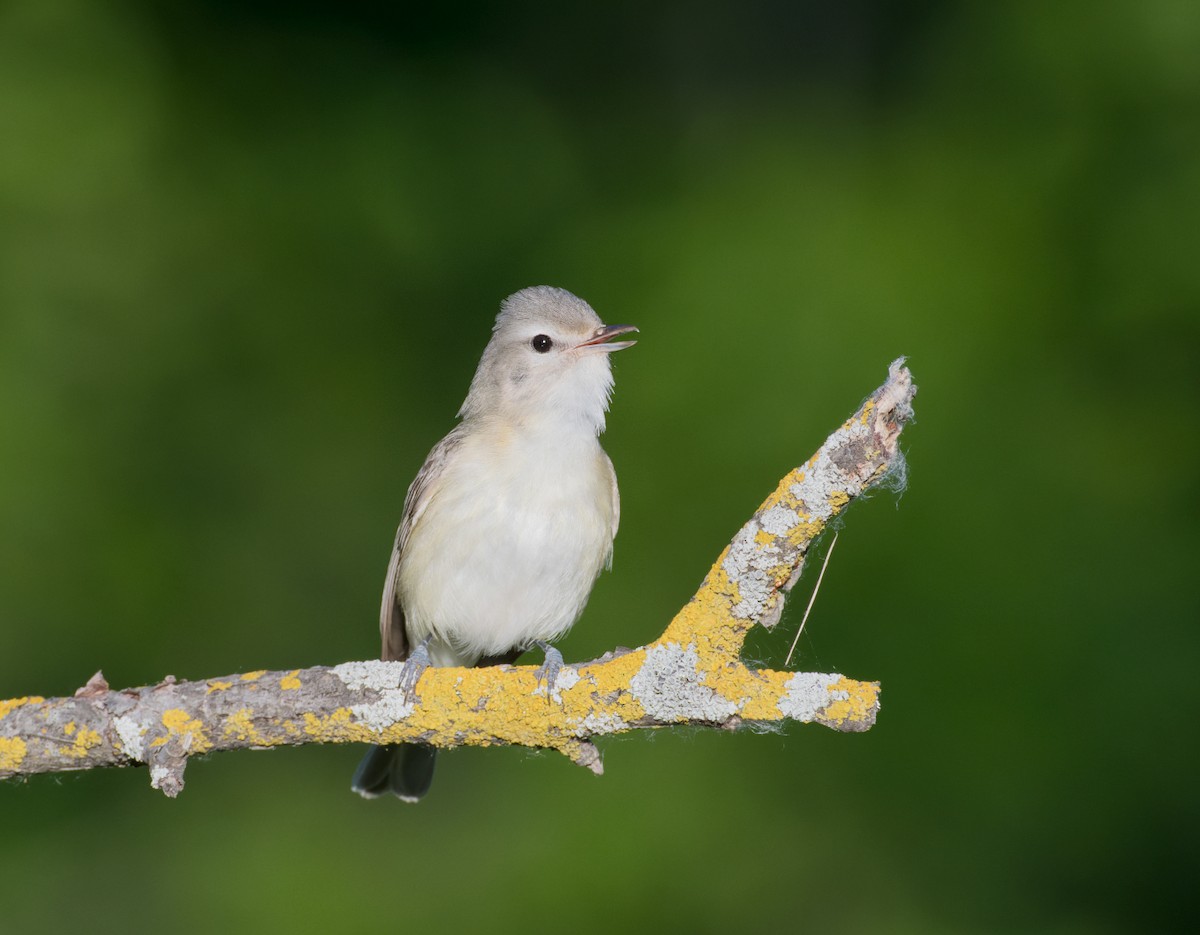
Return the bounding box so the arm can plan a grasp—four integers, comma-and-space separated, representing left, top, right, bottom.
2, 1, 1197, 932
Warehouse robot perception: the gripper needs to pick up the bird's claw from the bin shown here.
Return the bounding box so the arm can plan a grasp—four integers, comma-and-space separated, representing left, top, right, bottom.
533, 640, 564, 703
399, 638, 432, 705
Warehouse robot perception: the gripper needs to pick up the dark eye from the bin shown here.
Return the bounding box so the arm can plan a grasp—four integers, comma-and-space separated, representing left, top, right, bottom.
531, 334, 553, 353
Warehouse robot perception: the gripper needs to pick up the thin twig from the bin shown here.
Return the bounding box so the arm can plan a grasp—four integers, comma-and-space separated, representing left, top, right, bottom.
785, 530, 839, 667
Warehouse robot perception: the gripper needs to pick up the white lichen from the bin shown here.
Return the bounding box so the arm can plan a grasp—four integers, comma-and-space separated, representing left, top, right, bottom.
333, 660, 404, 692
721, 520, 779, 619
630, 643, 736, 722
759, 505, 799, 536
556, 667, 580, 692
148, 764, 172, 789
789, 448, 849, 524
571, 711, 628, 736
778, 672, 847, 722
114, 715, 145, 761
531, 665, 580, 704
349, 693, 415, 734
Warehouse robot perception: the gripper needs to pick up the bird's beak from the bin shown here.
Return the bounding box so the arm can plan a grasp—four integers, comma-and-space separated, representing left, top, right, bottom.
575, 323, 639, 353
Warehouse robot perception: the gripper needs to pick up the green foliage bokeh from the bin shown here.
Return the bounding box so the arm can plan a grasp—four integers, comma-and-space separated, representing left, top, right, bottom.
2, 2, 1197, 932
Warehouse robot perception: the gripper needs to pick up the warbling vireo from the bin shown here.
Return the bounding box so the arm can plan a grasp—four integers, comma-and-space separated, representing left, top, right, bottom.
352, 285, 637, 801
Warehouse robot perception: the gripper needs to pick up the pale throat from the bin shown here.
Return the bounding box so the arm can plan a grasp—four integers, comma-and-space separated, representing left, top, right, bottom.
498, 363, 613, 438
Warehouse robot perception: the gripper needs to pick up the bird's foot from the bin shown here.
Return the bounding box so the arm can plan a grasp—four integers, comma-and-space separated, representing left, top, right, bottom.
399, 638, 432, 705
533, 640, 565, 703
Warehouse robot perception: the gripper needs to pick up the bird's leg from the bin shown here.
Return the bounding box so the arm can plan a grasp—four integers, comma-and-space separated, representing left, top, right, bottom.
533, 640, 564, 702
399, 637, 433, 705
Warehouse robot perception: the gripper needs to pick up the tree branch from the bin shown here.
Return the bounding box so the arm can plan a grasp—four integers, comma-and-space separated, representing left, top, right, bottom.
1, 359, 916, 797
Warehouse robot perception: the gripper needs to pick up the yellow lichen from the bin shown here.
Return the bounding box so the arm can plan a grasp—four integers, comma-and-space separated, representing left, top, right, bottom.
735, 670, 794, 720
66, 726, 103, 758
207, 681, 232, 693
277, 718, 302, 738
279, 671, 301, 691
149, 708, 212, 753
787, 519, 823, 549
302, 707, 364, 743
240, 671, 266, 682
820, 677, 880, 727
0, 737, 27, 771
222, 708, 270, 744
0, 697, 44, 721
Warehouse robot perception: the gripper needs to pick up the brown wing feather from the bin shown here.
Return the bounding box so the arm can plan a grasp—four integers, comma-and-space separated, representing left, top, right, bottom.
602, 451, 620, 568
604, 451, 620, 541
378, 425, 467, 662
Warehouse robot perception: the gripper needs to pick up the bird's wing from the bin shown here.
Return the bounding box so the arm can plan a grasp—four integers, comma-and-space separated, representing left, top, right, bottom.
604, 450, 620, 567
379, 425, 466, 662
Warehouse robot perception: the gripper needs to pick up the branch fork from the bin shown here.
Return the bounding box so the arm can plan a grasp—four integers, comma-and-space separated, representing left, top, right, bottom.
1, 359, 916, 796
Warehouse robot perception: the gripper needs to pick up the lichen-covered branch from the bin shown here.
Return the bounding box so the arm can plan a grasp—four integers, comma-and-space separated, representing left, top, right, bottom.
0, 359, 916, 797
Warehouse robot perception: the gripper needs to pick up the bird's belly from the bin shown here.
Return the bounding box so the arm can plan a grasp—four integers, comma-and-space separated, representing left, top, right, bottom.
397, 453, 613, 662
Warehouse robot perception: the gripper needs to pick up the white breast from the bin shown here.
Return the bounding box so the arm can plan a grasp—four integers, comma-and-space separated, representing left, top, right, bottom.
396, 423, 616, 665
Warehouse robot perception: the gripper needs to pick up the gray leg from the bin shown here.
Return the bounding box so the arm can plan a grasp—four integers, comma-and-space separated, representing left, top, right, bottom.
533, 640, 564, 701
399, 637, 432, 705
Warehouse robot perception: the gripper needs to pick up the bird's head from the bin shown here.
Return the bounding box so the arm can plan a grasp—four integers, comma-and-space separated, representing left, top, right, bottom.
459, 286, 637, 435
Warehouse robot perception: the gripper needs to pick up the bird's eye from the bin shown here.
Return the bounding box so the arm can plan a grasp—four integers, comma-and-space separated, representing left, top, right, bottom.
531, 334, 553, 353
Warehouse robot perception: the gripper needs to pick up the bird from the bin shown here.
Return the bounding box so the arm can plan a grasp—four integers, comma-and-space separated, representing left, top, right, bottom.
351, 285, 637, 801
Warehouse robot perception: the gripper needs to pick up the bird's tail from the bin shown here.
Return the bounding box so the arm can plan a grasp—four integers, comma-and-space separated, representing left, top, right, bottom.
351, 743, 437, 802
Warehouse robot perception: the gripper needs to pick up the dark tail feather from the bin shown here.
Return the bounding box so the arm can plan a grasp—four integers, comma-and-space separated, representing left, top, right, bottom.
351, 743, 437, 802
